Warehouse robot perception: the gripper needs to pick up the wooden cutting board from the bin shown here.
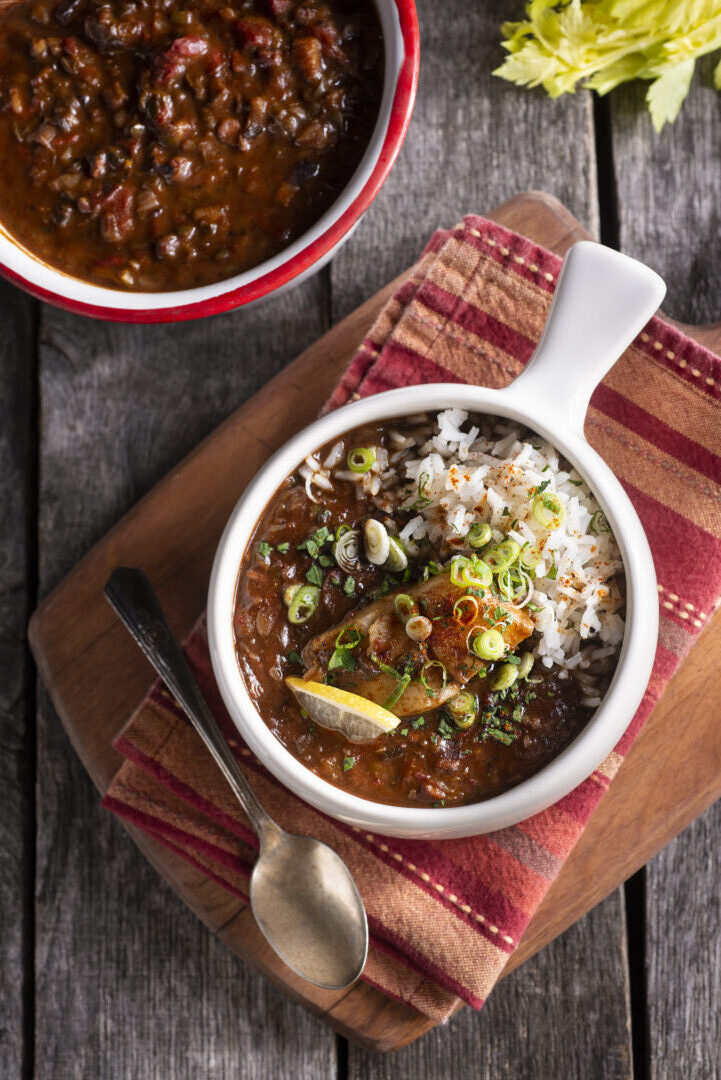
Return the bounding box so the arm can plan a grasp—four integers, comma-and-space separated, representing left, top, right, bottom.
28, 192, 721, 1053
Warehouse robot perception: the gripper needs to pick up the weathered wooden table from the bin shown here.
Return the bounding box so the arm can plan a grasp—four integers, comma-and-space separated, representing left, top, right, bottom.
2, 2, 720, 1076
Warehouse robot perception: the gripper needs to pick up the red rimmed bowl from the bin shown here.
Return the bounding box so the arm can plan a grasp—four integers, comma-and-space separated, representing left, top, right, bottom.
0, 0, 419, 323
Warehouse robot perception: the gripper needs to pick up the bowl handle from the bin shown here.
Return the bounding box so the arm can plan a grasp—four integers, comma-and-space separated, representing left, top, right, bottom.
503, 241, 666, 435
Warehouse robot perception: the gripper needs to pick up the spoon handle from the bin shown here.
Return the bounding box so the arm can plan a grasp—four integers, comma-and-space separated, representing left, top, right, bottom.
104, 567, 270, 838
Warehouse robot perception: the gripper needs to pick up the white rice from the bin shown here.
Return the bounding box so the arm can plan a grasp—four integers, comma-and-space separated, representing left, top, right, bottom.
325, 409, 625, 696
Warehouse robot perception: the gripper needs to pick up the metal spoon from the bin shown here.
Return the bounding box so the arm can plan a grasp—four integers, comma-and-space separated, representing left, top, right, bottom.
104, 567, 369, 990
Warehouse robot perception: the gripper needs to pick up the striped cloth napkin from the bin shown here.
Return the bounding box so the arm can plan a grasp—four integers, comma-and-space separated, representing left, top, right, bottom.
103, 215, 721, 1023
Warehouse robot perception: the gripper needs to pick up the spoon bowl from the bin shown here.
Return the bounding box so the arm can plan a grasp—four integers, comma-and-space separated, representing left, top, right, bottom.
251, 830, 368, 988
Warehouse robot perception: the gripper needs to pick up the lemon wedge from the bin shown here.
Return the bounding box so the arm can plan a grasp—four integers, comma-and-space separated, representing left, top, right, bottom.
285, 677, 400, 744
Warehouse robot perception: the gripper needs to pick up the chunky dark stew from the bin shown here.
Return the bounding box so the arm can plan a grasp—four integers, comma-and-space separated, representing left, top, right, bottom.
0, 0, 383, 290
233, 414, 623, 809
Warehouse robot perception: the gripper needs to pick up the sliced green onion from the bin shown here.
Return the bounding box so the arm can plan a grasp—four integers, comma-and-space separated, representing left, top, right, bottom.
453, 595, 479, 626
496, 564, 531, 605
283, 583, 301, 607
465, 556, 493, 588
469, 627, 505, 661
450, 555, 471, 587
371, 653, 401, 679
394, 593, 415, 619
347, 447, 375, 473
384, 674, 411, 710
449, 554, 490, 588
519, 543, 542, 571
363, 519, 390, 565
467, 522, 492, 549
532, 491, 566, 530
518, 652, 534, 679
420, 660, 448, 696
514, 567, 534, 607
335, 625, 361, 650
384, 536, 408, 572
405, 615, 432, 642
484, 539, 521, 573
490, 662, 518, 692
497, 568, 516, 602
336, 524, 351, 539
446, 691, 478, 729
287, 584, 320, 624
333, 527, 360, 573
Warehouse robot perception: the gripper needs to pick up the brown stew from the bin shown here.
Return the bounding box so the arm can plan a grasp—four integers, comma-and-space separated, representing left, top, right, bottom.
0, 0, 383, 290
233, 417, 619, 809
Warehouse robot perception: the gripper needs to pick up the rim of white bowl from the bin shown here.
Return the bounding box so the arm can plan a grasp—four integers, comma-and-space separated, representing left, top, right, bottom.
0, 0, 419, 322
208, 385, 658, 838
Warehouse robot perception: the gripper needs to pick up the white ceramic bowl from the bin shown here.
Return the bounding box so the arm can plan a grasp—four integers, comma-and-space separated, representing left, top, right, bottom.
0, 0, 419, 323
208, 241, 666, 838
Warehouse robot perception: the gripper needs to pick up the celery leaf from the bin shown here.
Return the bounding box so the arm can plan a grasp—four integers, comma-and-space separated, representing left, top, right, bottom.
495, 0, 721, 130
646, 58, 695, 130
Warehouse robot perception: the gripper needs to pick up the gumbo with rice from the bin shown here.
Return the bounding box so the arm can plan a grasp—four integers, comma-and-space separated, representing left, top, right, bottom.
233, 409, 625, 808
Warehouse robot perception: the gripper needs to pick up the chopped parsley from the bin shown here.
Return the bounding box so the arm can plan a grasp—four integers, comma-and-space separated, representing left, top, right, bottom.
328, 648, 357, 672
588, 510, 611, 536
258, 541, 273, 558
343, 575, 356, 597
306, 563, 324, 586
487, 728, 515, 745
297, 526, 333, 559
277, 541, 290, 554
411, 716, 425, 729
437, 717, 455, 739
342, 756, 355, 772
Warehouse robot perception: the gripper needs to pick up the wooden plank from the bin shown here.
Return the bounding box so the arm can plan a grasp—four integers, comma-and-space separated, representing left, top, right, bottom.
609, 57, 721, 1080
33, 276, 337, 1078
609, 56, 721, 329
645, 814, 721, 1080
0, 280, 36, 1080
331, 0, 599, 321
349, 891, 632, 1080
